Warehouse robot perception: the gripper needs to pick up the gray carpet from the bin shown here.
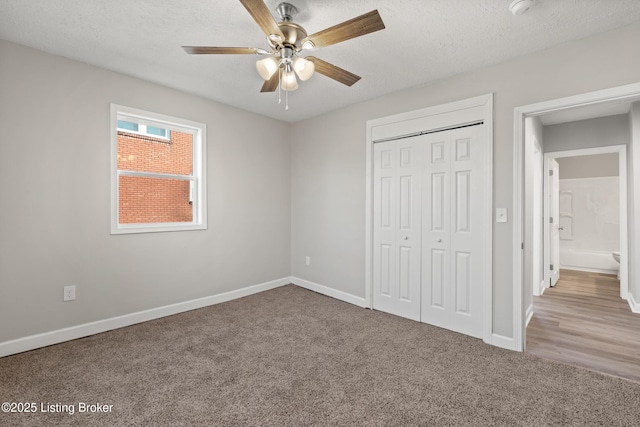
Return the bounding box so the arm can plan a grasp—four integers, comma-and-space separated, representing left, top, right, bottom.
1, 284, 639, 426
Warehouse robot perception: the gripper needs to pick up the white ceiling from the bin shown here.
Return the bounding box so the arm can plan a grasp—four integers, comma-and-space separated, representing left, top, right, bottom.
2, 0, 640, 123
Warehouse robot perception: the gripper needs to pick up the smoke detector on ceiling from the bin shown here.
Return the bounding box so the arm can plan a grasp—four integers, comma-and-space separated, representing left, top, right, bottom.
509, 0, 534, 16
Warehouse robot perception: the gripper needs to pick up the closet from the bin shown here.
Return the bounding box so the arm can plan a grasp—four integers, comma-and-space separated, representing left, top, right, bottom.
372, 123, 486, 339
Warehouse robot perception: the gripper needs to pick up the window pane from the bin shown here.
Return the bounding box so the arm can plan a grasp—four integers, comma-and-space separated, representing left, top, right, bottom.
118, 130, 193, 175
119, 176, 193, 224
117, 120, 138, 132
146, 125, 168, 138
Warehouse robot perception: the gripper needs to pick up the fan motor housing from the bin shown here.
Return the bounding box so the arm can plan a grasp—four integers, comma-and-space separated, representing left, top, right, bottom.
273, 21, 307, 49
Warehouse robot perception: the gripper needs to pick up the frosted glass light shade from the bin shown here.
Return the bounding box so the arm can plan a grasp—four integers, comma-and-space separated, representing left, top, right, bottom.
293, 57, 315, 81
281, 69, 298, 91
256, 57, 279, 80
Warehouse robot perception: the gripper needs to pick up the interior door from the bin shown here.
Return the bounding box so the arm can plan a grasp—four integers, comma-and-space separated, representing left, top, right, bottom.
548, 158, 560, 287
421, 125, 485, 339
372, 139, 422, 321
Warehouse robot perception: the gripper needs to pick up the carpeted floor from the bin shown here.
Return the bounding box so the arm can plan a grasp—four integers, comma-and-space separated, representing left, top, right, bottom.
1, 284, 639, 426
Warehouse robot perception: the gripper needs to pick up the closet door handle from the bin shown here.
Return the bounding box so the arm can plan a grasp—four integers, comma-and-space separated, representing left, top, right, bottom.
436, 238, 442, 243
403, 236, 409, 240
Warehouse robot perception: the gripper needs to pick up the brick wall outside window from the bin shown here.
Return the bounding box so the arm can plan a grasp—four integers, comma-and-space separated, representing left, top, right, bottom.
117, 131, 193, 224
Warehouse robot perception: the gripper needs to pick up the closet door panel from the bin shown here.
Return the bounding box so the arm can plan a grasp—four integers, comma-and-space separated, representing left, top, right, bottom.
449, 126, 484, 338
394, 139, 422, 320
373, 139, 422, 321
373, 143, 397, 314
421, 125, 485, 339
421, 132, 451, 328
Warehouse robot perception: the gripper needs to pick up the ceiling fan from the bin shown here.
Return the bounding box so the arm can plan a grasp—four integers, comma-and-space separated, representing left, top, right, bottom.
182, 0, 385, 107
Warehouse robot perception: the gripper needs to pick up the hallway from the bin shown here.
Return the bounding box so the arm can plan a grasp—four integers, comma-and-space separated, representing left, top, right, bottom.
526, 269, 640, 382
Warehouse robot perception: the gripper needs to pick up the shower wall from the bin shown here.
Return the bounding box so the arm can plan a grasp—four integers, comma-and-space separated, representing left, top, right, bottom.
545, 116, 629, 274
558, 174, 620, 273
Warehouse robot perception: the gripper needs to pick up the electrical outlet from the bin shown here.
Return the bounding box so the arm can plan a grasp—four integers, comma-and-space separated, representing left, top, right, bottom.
305, 256, 311, 266
63, 285, 76, 302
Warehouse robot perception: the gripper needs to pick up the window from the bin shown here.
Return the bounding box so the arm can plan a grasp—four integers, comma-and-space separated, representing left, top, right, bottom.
117, 120, 171, 140
110, 104, 207, 234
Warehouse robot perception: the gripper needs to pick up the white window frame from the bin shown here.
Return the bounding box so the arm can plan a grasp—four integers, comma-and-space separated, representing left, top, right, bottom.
110, 104, 207, 234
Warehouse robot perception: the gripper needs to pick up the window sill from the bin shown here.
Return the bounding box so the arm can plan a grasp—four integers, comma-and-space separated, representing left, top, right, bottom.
110, 222, 207, 235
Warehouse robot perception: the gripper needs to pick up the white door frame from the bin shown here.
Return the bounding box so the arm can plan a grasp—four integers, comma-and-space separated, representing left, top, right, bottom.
542, 146, 627, 295
513, 82, 640, 352
365, 94, 494, 344
531, 140, 544, 297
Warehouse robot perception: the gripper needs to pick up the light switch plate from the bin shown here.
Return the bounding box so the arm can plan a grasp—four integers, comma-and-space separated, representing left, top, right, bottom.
496, 208, 508, 223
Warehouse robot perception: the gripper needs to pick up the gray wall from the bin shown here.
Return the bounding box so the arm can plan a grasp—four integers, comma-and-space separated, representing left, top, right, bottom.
0, 40, 291, 343
557, 153, 620, 179
544, 114, 630, 153
630, 103, 640, 303
290, 22, 640, 339
3, 21, 640, 347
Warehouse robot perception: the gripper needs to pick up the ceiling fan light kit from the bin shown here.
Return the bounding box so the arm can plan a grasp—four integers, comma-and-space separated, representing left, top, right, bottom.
182, 0, 385, 110
257, 44, 311, 92
293, 57, 314, 81
282, 68, 298, 91
256, 56, 279, 80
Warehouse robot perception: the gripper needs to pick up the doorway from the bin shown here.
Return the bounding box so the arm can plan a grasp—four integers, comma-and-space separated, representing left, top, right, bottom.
513, 82, 640, 351
541, 147, 626, 297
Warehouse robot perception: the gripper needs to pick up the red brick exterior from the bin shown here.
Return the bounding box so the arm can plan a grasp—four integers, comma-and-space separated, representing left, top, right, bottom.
117, 130, 193, 224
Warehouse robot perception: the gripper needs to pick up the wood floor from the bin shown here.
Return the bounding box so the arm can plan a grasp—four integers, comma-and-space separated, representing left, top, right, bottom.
526, 269, 640, 382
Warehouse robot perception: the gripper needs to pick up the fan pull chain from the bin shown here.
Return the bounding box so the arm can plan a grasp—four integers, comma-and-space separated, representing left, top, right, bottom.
278, 68, 282, 105
285, 91, 289, 110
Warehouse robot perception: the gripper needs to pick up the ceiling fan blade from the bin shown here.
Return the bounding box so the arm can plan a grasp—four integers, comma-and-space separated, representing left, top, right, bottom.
240, 0, 285, 40
302, 10, 385, 48
182, 46, 261, 55
260, 71, 280, 92
306, 57, 361, 87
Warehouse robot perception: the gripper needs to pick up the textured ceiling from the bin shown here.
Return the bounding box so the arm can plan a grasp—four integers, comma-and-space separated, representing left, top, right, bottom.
1, 0, 640, 122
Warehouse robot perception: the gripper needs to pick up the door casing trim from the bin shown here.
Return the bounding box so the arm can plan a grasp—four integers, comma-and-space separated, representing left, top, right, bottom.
513, 82, 640, 352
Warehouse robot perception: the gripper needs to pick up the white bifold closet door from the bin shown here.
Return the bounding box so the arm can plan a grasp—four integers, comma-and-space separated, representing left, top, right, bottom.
372, 138, 423, 321
373, 124, 485, 339
421, 126, 484, 339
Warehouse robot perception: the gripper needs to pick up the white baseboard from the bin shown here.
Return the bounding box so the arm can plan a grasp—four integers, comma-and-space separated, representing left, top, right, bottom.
628, 292, 640, 314
291, 277, 367, 308
489, 333, 518, 351
525, 303, 534, 327
0, 277, 290, 358
1, 275, 532, 358
560, 265, 617, 275
292, 277, 523, 353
